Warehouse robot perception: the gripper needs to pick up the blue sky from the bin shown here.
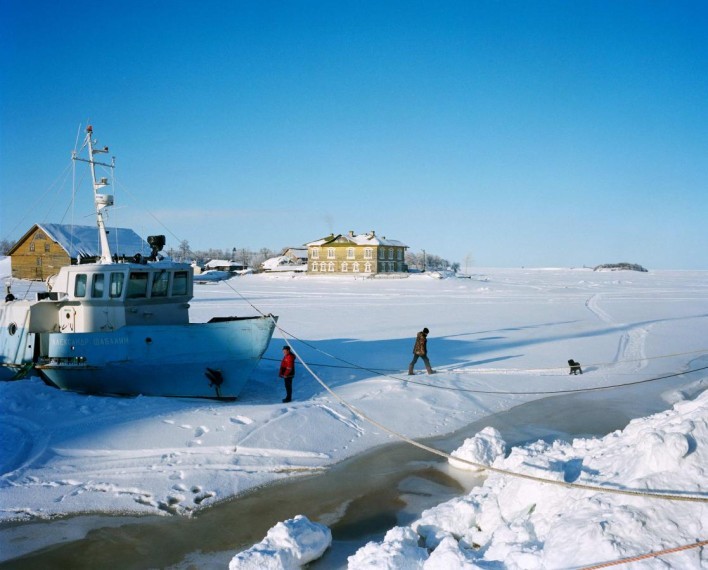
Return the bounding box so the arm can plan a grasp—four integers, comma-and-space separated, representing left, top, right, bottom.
2, 1, 707, 269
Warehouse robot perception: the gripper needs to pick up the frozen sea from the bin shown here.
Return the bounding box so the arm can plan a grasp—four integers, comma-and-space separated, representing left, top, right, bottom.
1, 266, 707, 568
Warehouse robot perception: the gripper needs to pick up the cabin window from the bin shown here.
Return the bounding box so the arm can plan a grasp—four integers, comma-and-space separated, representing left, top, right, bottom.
45, 242, 51, 253
327, 248, 335, 259
110, 273, 124, 298
364, 248, 373, 259
151, 271, 170, 297
127, 272, 149, 298
29, 242, 35, 252
92, 274, 105, 298
172, 271, 189, 296
74, 274, 87, 297
312, 248, 319, 259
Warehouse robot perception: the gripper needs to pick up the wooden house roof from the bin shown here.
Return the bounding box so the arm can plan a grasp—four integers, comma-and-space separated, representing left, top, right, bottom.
9, 223, 150, 259
305, 231, 407, 248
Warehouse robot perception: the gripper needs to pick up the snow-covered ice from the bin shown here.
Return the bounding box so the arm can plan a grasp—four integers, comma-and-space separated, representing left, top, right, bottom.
228, 514, 331, 569
1, 261, 707, 567
348, 391, 708, 568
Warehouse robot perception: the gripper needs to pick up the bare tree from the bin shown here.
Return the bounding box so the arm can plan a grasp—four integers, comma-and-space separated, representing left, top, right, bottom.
0, 239, 15, 255
178, 240, 191, 262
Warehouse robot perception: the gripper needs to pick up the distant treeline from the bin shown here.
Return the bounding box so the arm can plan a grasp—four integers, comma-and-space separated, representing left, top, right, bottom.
170, 240, 458, 271
1, 237, 458, 272
0, 239, 14, 255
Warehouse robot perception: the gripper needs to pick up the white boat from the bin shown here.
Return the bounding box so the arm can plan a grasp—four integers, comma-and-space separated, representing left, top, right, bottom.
0, 125, 277, 399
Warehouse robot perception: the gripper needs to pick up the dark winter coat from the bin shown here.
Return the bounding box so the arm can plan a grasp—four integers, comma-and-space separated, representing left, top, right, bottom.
413, 331, 428, 356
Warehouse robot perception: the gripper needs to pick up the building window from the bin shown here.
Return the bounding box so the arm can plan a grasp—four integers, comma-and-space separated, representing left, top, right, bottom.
327, 248, 335, 259
341, 262, 348, 272
353, 262, 360, 272
364, 248, 373, 259
312, 248, 320, 259
328, 262, 335, 272
346, 247, 355, 259
365, 262, 372, 273
320, 262, 326, 272
311, 262, 318, 272
388, 248, 393, 260
45, 242, 51, 253
29, 242, 35, 252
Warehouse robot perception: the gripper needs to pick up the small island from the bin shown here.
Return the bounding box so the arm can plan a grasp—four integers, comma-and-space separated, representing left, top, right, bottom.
594, 262, 648, 272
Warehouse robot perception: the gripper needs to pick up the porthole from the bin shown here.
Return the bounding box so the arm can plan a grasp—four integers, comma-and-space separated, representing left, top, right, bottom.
8, 322, 17, 336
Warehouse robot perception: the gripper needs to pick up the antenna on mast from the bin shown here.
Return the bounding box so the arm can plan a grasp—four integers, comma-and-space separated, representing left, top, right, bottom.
72, 125, 116, 264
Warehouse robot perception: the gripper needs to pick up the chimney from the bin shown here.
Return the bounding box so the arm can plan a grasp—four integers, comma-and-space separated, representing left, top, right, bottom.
348, 230, 355, 237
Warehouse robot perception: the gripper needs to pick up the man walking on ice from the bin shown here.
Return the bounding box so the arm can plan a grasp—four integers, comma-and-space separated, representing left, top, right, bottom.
408, 327, 435, 375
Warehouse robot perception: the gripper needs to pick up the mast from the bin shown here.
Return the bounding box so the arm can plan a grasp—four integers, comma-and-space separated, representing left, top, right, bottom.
73, 125, 115, 264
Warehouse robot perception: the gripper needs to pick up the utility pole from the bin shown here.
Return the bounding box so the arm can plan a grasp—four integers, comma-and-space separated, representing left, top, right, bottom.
422, 249, 426, 272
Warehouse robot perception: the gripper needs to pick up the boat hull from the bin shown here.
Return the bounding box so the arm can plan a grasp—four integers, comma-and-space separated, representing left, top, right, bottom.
37, 316, 277, 398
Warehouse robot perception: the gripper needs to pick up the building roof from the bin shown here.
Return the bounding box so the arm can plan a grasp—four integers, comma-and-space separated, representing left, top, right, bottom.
281, 247, 308, 260
12, 223, 150, 259
305, 231, 407, 248
204, 259, 247, 269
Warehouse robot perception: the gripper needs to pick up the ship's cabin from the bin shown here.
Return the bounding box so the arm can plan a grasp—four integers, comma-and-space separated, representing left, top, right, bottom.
61, 264, 193, 302
47, 261, 194, 331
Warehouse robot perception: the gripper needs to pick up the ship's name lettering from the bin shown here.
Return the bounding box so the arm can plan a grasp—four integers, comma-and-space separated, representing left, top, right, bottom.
92, 337, 129, 346
52, 337, 129, 346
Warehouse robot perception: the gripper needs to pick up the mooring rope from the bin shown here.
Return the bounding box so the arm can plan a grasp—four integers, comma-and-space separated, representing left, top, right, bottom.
274, 317, 708, 503
580, 538, 708, 569
258, 353, 708, 397
217, 279, 708, 502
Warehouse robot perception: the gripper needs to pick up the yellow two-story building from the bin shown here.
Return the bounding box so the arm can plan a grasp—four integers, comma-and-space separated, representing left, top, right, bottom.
305, 230, 408, 275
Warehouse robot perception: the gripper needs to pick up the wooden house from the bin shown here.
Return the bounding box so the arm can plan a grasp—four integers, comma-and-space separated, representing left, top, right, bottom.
280, 247, 308, 264
8, 223, 149, 281
305, 230, 408, 275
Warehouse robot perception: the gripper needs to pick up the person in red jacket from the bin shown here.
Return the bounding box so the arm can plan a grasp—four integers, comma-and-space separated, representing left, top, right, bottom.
279, 345, 296, 402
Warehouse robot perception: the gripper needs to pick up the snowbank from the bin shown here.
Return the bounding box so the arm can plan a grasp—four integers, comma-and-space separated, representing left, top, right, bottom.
348, 389, 708, 569
228, 515, 331, 569
448, 426, 506, 471
0, 256, 10, 280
